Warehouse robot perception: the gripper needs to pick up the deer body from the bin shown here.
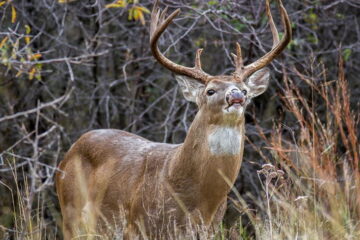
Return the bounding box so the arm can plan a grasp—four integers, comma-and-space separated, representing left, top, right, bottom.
56, 0, 291, 239
57, 81, 248, 239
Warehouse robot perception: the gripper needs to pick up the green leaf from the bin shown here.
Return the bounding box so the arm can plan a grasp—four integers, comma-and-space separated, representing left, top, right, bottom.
306, 35, 318, 45
208, 0, 218, 6
231, 20, 246, 32
342, 48, 352, 62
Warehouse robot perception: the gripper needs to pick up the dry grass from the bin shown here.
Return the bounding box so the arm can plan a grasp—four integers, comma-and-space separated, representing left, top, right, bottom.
0, 158, 57, 240
1, 57, 359, 239
233, 56, 360, 240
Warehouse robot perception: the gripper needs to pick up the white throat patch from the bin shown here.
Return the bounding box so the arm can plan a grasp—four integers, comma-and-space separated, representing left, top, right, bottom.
208, 127, 241, 155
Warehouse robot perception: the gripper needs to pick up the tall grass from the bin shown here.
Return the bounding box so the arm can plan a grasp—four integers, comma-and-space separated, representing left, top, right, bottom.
234, 56, 360, 239
0, 158, 57, 240
1, 57, 359, 239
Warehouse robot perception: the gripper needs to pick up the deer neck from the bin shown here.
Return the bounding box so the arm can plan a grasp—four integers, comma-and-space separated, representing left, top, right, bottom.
166, 109, 245, 199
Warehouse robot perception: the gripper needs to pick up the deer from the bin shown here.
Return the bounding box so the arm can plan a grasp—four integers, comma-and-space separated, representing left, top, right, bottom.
55, 0, 291, 239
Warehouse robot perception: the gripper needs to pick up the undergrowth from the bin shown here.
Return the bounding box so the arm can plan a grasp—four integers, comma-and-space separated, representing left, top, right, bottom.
1, 57, 359, 239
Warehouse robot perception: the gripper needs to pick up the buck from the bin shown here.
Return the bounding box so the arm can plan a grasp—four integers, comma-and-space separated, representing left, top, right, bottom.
56, 0, 291, 239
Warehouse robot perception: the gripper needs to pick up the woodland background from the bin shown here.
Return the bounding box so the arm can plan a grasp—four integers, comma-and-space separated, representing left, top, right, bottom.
0, 0, 359, 239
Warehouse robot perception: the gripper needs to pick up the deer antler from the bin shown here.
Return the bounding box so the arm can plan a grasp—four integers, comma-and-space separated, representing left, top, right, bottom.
233, 0, 292, 81
151, 0, 291, 83
150, 0, 212, 83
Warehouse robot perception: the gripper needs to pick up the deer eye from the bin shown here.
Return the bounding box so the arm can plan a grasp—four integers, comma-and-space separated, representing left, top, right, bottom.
242, 90, 247, 95
206, 89, 216, 96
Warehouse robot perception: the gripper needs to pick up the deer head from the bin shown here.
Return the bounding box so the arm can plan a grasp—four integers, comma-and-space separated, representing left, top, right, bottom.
175, 69, 270, 123
150, 0, 291, 124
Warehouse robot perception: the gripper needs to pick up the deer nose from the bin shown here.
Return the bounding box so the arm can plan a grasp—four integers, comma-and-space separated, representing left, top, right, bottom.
226, 89, 245, 105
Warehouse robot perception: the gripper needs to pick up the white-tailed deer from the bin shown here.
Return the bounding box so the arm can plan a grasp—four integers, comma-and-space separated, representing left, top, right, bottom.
56, 0, 291, 239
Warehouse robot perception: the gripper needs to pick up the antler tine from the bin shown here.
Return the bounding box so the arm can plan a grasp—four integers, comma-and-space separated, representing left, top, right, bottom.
150, 1, 178, 40
150, 1, 211, 83
194, 49, 203, 70
235, 0, 292, 81
159, 6, 168, 23
150, 0, 159, 37
232, 42, 244, 71
150, 10, 160, 38
266, 0, 280, 48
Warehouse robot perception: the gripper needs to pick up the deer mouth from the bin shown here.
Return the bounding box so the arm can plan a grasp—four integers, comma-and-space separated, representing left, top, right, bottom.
225, 98, 245, 111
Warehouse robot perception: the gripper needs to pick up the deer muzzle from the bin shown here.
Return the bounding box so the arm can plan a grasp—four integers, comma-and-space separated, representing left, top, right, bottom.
226, 89, 245, 107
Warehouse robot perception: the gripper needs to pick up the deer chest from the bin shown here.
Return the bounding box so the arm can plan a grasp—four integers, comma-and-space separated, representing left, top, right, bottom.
207, 127, 242, 156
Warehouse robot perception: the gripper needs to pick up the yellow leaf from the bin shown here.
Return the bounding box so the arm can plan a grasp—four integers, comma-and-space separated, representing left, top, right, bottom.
0, 36, 8, 48
11, 5, 16, 23
25, 25, 31, 44
15, 70, 23, 77
137, 6, 150, 14
25, 24, 31, 34
133, 8, 140, 20
106, 3, 122, 8
29, 67, 36, 80
128, 6, 149, 25
128, 8, 133, 20
29, 53, 42, 61
138, 12, 145, 25
0, 1, 6, 7
106, 0, 126, 8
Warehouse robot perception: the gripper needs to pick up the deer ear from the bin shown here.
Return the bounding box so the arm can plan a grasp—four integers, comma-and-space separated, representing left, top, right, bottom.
175, 75, 205, 103
246, 68, 270, 98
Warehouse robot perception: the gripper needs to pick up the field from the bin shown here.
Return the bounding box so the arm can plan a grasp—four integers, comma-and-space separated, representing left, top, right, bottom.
0, 0, 359, 239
